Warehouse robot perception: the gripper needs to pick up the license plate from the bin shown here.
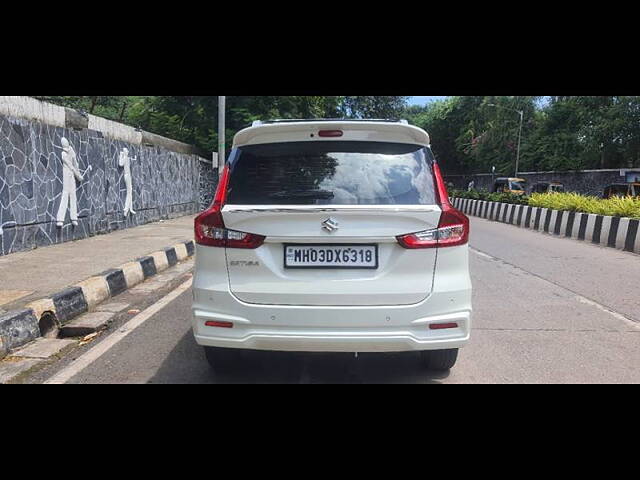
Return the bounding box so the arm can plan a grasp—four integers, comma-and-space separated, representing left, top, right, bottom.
284, 244, 378, 269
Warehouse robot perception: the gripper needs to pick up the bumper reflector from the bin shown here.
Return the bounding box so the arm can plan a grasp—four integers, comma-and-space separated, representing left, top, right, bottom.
429, 322, 458, 330
205, 321, 234, 329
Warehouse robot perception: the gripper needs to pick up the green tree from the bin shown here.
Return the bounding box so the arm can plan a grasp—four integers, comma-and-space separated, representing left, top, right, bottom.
32, 96, 410, 152
33, 96, 133, 120
339, 96, 410, 119
403, 95, 640, 175
121, 96, 407, 152
408, 96, 539, 175
41, 95, 640, 173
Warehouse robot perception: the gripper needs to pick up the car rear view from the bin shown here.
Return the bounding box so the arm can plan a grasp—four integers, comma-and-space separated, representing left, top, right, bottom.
192, 120, 472, 371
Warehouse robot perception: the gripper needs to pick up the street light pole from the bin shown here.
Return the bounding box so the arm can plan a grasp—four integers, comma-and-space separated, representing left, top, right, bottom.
218, 96, 226, 177
487, 103, 524, 177
515, 109, 523, 177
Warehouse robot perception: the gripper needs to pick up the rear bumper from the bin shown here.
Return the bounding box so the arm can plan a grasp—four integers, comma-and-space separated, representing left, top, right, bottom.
192, 290, 471, 353
193, 315, 470, 353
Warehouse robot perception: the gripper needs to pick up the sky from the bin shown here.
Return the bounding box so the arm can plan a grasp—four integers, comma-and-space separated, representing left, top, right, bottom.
408, 96, 449, 106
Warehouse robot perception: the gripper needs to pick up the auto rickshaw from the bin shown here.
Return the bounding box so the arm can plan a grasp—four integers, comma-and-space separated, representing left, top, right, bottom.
492, 177, 527, 195
603, 183, 640, 199
531, 182, 565, 194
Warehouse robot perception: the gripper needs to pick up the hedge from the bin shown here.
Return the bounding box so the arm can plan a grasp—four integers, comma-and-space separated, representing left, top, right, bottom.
450, 190, 640, 219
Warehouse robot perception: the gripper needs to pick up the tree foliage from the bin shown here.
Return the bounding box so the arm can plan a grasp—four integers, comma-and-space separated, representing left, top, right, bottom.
33, 96, 640, 175
406, 96, 640, 175
32, 96, 136, 121
339, 96, 410, 119
33, 96, 406, 153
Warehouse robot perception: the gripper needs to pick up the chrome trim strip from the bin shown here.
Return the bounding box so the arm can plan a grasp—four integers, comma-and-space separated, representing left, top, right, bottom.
223, 205, 439, 213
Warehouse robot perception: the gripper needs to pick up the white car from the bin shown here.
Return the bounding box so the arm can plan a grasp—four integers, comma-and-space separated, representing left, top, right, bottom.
192, 119, 472, 372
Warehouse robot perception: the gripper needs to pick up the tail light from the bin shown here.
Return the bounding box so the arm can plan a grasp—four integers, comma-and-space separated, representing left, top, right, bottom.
396, 209, 469, 249
396, 160, 469, 249
195, 166, 266, 249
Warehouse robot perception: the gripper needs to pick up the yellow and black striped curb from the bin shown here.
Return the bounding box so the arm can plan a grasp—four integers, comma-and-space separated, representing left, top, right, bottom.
452, 197, 640, 255
0, 240, 194, 358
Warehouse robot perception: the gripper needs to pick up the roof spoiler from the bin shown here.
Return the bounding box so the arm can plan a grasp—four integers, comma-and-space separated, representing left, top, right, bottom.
251, 118, 409, 127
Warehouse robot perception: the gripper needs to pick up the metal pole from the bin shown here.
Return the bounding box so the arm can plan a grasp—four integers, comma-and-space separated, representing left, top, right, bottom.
515, 110, 523, 177
488, 103, 524, 177
218, 96, 226, 176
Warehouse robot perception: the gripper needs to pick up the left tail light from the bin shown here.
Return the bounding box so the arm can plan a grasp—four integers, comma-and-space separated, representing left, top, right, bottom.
195, 166, 266, 249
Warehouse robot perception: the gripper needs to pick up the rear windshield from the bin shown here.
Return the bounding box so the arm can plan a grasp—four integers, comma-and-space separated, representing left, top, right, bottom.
226, 141, 436, 205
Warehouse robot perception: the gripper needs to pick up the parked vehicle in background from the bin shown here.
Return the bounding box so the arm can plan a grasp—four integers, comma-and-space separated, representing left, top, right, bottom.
192, 119, 472, 373
603, 183, 640, 199
492, 177, 527, 195
531, 182, 565, 194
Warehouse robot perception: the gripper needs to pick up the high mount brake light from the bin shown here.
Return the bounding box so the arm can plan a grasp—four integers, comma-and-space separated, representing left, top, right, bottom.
194, 165, 266, 249
318, 130, 344, 138
396, 160, 469, 249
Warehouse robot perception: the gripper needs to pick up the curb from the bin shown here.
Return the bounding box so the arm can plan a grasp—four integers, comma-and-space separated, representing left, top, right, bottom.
452, 197, 640, 255
0, 310, 40, 358
0, 240, 195, 359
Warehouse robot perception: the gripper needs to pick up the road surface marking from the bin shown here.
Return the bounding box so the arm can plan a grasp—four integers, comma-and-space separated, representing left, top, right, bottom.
470, 247, 640, 330
470, 249, 493, 260
44, 278, 193, 384
574, 296, 640, 330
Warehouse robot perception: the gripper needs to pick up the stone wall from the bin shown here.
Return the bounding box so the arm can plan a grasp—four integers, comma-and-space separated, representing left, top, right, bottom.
445, 169, 637, 196
0, 97, 217, 257
199, 157, 218, 210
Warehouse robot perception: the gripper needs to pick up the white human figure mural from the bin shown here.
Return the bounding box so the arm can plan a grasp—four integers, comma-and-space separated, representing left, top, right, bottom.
56, 137, 84, 227
0, 221, 17, 236
119, 148, 137, 217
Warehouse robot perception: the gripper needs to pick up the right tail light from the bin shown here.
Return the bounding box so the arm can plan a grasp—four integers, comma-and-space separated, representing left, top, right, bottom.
396, 159, 469, 249
396, 209, 469, 249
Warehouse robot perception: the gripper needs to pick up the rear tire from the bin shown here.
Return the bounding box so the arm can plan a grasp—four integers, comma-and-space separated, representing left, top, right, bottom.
204, 347, 244, 373
420, 349, 459, 371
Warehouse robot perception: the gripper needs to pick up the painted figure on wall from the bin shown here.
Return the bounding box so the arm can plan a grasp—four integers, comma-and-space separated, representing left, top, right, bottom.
119, 148, 137, 217
0, 221, 17, 236
56, 137, 85, 227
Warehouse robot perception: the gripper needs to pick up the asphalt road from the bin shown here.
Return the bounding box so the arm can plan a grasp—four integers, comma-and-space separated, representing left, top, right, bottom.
38, 217, 640, 384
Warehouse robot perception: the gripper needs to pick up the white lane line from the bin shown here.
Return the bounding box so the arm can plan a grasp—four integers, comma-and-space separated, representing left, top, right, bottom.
575, 296, 640, 330
470, 248, 494, 260
45, 278, 193, 384
470, 247, 640, 330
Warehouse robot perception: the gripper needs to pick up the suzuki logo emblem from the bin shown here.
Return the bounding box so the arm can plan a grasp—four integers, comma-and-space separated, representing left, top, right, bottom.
322, 218, 339, 233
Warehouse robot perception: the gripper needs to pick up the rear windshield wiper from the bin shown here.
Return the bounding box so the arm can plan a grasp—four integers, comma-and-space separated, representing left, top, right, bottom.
268, 189, 335, 200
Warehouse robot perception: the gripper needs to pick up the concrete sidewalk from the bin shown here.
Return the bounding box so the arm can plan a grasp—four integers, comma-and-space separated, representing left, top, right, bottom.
0, 215, 195, 313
